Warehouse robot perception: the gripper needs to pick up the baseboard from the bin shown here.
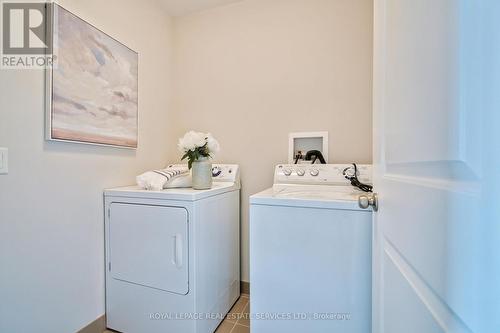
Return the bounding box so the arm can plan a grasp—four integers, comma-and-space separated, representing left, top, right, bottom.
76, 314, 106, 333
241, 281, 250, 295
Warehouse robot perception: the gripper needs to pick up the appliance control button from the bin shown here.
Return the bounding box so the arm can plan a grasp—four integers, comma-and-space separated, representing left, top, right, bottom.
310, 169, 319, 177
296, 169, 305, 176
283, 168, 292, 176
212, 166, 222, 177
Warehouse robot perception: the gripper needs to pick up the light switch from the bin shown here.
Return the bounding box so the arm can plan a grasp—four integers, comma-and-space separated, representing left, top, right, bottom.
0, 148, 8, 174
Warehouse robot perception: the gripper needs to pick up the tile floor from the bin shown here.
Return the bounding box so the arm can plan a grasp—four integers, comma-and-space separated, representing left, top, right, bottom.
103, 294, 250, 333
216, 294, 250, 333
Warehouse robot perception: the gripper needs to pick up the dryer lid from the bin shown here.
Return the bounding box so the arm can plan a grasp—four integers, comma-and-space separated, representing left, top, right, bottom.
105, 181, 238, 201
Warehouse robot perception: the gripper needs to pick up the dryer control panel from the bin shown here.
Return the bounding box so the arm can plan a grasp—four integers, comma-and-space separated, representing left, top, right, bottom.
167, 164, 240, 184
274, 164, 372, 186
210, 164, 239, 183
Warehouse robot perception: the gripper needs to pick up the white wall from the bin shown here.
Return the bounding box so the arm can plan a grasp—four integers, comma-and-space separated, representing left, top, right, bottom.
0, 0, 173, 332
170, 0, 373, 282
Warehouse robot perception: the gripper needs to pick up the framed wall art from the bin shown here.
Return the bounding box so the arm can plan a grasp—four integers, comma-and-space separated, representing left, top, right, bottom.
46, 4, 138, 148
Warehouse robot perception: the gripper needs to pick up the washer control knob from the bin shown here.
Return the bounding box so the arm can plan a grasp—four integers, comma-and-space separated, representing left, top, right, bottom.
283, 168, 292, 176
310, 169, 320, 177
296, 169, 305, 176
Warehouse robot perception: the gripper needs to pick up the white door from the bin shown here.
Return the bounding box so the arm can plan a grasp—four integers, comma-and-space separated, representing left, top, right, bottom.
109, 203, 189, 295
373, 1, 500, 333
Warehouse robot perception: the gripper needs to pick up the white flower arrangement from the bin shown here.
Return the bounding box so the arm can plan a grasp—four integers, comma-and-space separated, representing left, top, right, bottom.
178, 131, 220, 169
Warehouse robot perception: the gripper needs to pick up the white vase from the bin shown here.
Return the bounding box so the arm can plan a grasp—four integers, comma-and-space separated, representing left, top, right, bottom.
191, 157, 213, 190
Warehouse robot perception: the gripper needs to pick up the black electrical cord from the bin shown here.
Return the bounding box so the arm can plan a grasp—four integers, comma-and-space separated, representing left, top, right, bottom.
304, 150, 326, 164
343, 163, 373, 193
294, 151, 303, 164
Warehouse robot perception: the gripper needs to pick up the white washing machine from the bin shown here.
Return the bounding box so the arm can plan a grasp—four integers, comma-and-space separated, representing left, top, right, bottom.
250, 164, 373, 333
105, 164, 240, 333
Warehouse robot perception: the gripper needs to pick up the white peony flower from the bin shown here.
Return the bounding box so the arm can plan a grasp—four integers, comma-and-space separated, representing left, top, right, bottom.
178, 131, 207, 152
206, 133, 220, 155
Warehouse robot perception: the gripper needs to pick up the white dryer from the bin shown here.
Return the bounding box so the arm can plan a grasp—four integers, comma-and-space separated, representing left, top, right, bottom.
105, 164, 240, 333
250, 164, 373, 333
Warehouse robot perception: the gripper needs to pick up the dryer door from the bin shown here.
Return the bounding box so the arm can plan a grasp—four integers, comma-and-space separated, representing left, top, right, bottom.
109, 203, 189, 295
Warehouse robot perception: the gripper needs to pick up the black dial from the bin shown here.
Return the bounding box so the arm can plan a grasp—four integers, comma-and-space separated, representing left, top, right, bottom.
212, 166, 222, 177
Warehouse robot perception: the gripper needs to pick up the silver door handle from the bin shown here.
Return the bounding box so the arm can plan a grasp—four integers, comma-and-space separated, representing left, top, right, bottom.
358, 193, 378, 212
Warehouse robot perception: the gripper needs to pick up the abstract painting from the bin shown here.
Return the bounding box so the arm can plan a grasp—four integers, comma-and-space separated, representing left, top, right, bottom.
46, 4, 138, 148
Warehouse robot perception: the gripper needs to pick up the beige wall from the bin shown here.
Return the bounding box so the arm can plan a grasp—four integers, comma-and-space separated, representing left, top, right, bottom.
0, 0, 173, 332
0, 1, 373, 330
171, 0, 373, 282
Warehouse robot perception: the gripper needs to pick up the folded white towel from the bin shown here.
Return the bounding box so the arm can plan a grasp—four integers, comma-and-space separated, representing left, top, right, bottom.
136, 167, 189, 191
165, 173, 192, 188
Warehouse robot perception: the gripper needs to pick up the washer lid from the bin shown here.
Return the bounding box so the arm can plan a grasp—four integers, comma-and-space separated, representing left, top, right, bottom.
250, 185, 371, 211
105, 182, 238, 201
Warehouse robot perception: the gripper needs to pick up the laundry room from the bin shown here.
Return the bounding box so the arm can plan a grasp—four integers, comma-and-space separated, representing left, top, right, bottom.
0, 1, 497, 333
